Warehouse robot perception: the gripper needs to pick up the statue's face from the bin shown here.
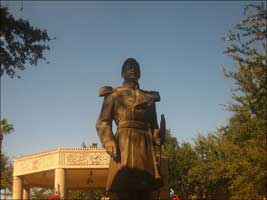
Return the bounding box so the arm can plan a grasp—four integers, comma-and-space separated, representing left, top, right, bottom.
123, 64, 140, 82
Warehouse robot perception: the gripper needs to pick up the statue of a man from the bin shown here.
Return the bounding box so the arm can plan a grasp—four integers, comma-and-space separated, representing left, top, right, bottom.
96, 58, 162, 200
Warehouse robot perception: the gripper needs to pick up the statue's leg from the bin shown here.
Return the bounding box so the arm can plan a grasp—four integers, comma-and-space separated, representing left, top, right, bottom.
117, 191, 133, 200
137, 190, 152, 200
116, 190, 152, 200
106, 192, 118, 200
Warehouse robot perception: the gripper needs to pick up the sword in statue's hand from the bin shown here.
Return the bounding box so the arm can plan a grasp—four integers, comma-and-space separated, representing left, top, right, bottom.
159, 114, 166, 169
157, 114, 166, 199
160, 114, 166, 146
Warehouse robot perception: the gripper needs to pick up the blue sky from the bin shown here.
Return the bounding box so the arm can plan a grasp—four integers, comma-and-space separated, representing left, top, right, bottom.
1, 1, 255, 158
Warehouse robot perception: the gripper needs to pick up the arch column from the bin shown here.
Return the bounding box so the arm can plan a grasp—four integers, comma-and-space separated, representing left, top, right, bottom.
54, 168, 67, 199
23, 186, 30, 200
12, 176, 23, 200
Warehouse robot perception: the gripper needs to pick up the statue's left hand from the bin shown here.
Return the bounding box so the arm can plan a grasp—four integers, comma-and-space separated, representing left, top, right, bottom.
153, 129, 161, 146
104, 140, 118, 158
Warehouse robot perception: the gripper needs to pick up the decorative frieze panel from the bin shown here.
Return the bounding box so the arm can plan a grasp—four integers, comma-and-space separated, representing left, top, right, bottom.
14, 153, 58, 176
13, 148, 110, 176
64, 151, 109, 167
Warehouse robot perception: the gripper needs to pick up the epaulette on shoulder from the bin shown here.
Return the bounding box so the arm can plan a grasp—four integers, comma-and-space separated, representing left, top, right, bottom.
149, 91, 160, 102
99, 86, 113, 97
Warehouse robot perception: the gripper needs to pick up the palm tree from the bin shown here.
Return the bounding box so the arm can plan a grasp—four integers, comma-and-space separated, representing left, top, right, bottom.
0, 118, 14, 199
0, 118, 14, 156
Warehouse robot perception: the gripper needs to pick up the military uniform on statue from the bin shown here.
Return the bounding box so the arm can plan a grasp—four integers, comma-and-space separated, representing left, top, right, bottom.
96, 58, 163, 200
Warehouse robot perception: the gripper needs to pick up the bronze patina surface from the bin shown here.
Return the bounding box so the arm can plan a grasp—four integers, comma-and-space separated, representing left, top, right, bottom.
96, 58, 162, 200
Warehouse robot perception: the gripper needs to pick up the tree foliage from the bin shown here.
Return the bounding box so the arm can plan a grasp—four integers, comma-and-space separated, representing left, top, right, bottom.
223, 3, 266, 132
30, 187, 51, 200
68, 189, 105, 200
0, 118, 14, 137
0, 118, 14, 192
0, 154, 12, 200
0, 153, 13, 190
30, 188, 105, 200
164, 4, 266, 200
161, 130, 197, 199
220, 3, 267, 199
0, 6, 51, 78
189, 134, 231, 200
0, 118, 14, 154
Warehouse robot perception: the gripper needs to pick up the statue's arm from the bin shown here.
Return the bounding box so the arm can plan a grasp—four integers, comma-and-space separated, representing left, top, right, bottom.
150, 94, 161, 146
96, 92, 115, 147
150, 103, 159, 130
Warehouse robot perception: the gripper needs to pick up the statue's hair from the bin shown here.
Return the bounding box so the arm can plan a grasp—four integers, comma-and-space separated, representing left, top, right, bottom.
121, 58, 140, 78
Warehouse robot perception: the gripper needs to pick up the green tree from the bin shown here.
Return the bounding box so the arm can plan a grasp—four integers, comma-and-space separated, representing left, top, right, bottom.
189, 3, 267, 199
157, 4, 266, 200
0, 154, 13, 199
189, 134, 230, 200
0, 118, 14, 157
30, 187, 51, 200
223, 2, 266, 143
0, 119, 14, 199
221, 3, 266, 199
68, 189, 105, 200
0, 6, 51, 78
161, 130, 179, 191
0, 154, 12, 190
174, 142, 196, 200
161, 130, 197, 200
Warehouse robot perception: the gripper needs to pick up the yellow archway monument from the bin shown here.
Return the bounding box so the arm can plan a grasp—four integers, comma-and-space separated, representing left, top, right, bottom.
13, 148, 169, 200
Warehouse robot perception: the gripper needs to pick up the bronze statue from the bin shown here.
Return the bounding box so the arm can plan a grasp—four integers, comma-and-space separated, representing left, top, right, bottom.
96, 58, 162, 200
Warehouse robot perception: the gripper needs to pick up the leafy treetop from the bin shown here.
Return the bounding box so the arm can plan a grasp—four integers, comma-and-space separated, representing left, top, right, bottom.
0, 6, 51, 78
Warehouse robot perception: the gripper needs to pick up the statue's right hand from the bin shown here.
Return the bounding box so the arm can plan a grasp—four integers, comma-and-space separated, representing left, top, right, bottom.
104, 140, 117, 158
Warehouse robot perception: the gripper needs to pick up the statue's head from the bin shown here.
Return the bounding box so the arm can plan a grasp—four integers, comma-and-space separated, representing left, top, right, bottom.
121, 58, 140, 82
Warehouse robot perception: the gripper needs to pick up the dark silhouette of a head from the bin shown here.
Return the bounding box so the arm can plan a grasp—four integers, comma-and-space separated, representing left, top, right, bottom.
121, 58, 140, 80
